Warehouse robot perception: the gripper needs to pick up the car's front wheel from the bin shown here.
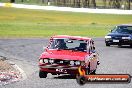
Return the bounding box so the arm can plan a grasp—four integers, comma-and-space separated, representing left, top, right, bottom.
106, 43, 110, 46
76, 76, 87, 85
39, 70, 47, 78
118, 44, 122, 47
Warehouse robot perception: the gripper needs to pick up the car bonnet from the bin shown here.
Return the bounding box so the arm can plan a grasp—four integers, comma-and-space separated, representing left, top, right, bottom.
40, 49, 88, 61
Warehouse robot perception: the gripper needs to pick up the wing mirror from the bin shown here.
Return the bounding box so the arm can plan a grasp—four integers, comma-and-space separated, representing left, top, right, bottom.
43, 47, 48, 51
109, 30, 112, 32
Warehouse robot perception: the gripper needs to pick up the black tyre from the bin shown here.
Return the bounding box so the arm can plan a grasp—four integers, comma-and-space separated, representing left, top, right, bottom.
85, 67, 90, 75
118, 44, 122, 47
106, 43, 110, 46
76, 76, 87, 85
90, 70, 96, 75
39, 70, 47, 78
130, 44, 132, 47
51, 73, 57, 75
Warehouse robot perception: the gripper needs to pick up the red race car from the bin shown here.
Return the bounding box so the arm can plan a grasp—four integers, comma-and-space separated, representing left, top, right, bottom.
39, 35, 100, 78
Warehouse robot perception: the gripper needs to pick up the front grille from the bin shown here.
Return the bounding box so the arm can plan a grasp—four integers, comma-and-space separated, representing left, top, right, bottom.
54, 59, 70, 65
42, 58, 82, 66
112, 36, 122, 39
112, 35, 129, 40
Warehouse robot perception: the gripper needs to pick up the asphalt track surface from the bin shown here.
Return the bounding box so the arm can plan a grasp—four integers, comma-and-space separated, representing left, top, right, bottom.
0, 38, 132, 88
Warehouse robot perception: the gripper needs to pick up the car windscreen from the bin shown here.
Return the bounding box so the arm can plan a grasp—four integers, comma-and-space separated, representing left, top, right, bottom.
49, 38, 88, 52
112, 26, 132, 34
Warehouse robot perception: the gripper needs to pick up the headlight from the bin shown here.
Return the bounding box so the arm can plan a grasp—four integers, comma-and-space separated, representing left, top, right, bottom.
122, 37, 131, 39
75, 61, 80, 65
49, 59, 54, 64
44, 59, 48, 63
105, 36, 111, 39
70, 61, 74, 66
39, 59, 43, 64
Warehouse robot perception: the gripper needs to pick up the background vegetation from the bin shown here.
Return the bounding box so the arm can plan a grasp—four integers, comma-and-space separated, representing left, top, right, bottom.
0, 0, 132, 10
0, 7, 132, 38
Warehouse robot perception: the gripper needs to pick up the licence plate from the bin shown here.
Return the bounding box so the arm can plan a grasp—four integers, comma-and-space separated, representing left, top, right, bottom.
113, 40, 119, 42
56, 69, 67, 73
56, 69, 63, 72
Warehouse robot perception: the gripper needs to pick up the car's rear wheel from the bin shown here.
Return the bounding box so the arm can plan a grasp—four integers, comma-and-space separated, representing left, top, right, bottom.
39, 70, 47, 78
86, 68, 96, 75
85, 63, 97, 75
90, 70, 96, 75
85, 63, 90, 75
106, 43, 110, 46
85, 67, 90, 75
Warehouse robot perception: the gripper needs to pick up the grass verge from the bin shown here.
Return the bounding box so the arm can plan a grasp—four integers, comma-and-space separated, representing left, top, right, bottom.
0, 7, 132, 38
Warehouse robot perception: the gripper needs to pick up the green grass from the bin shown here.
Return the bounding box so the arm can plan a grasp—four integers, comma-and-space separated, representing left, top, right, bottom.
0, 7, 132, 38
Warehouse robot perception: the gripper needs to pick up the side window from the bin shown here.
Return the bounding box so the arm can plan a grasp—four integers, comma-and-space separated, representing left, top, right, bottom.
48, 38, 53, 49
91, 40, 95, 51
87, 40, 92, 53
87, 40, 95, 53
112, 26, 118, 33
49, 38, 57, 49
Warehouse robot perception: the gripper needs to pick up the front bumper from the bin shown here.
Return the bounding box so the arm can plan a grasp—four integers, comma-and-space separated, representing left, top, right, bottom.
39, 63, 83, 74
105, 38, 132, 45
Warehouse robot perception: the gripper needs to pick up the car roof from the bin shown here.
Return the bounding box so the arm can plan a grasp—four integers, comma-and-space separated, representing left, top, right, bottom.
51, 35, 92, 41
118, 24, 132, 26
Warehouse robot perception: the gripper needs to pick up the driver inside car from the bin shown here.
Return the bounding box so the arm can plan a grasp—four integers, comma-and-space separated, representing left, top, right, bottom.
78, 43, 87, 51
55, 39, 68, 49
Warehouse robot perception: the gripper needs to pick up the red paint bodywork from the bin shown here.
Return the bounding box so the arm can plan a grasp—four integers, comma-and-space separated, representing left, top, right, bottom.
39, 35, 97, 75
51, 35, 91, 41
40, 50, 87, 61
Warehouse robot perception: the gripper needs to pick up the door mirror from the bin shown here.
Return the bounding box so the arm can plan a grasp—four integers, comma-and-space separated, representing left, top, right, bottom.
110, 30, 113, 32
43, 47, 48, 51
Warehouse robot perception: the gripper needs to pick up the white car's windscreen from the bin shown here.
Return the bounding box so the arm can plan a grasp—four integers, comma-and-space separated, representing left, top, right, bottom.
112, 26, 132, 34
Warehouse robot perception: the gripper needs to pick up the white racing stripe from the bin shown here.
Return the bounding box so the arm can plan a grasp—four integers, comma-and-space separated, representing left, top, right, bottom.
0, 3, 132, 14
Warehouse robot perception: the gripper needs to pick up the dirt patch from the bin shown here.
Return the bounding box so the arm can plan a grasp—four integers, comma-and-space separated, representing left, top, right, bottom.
0, 60, 16, 72
0, 56, 22, 85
